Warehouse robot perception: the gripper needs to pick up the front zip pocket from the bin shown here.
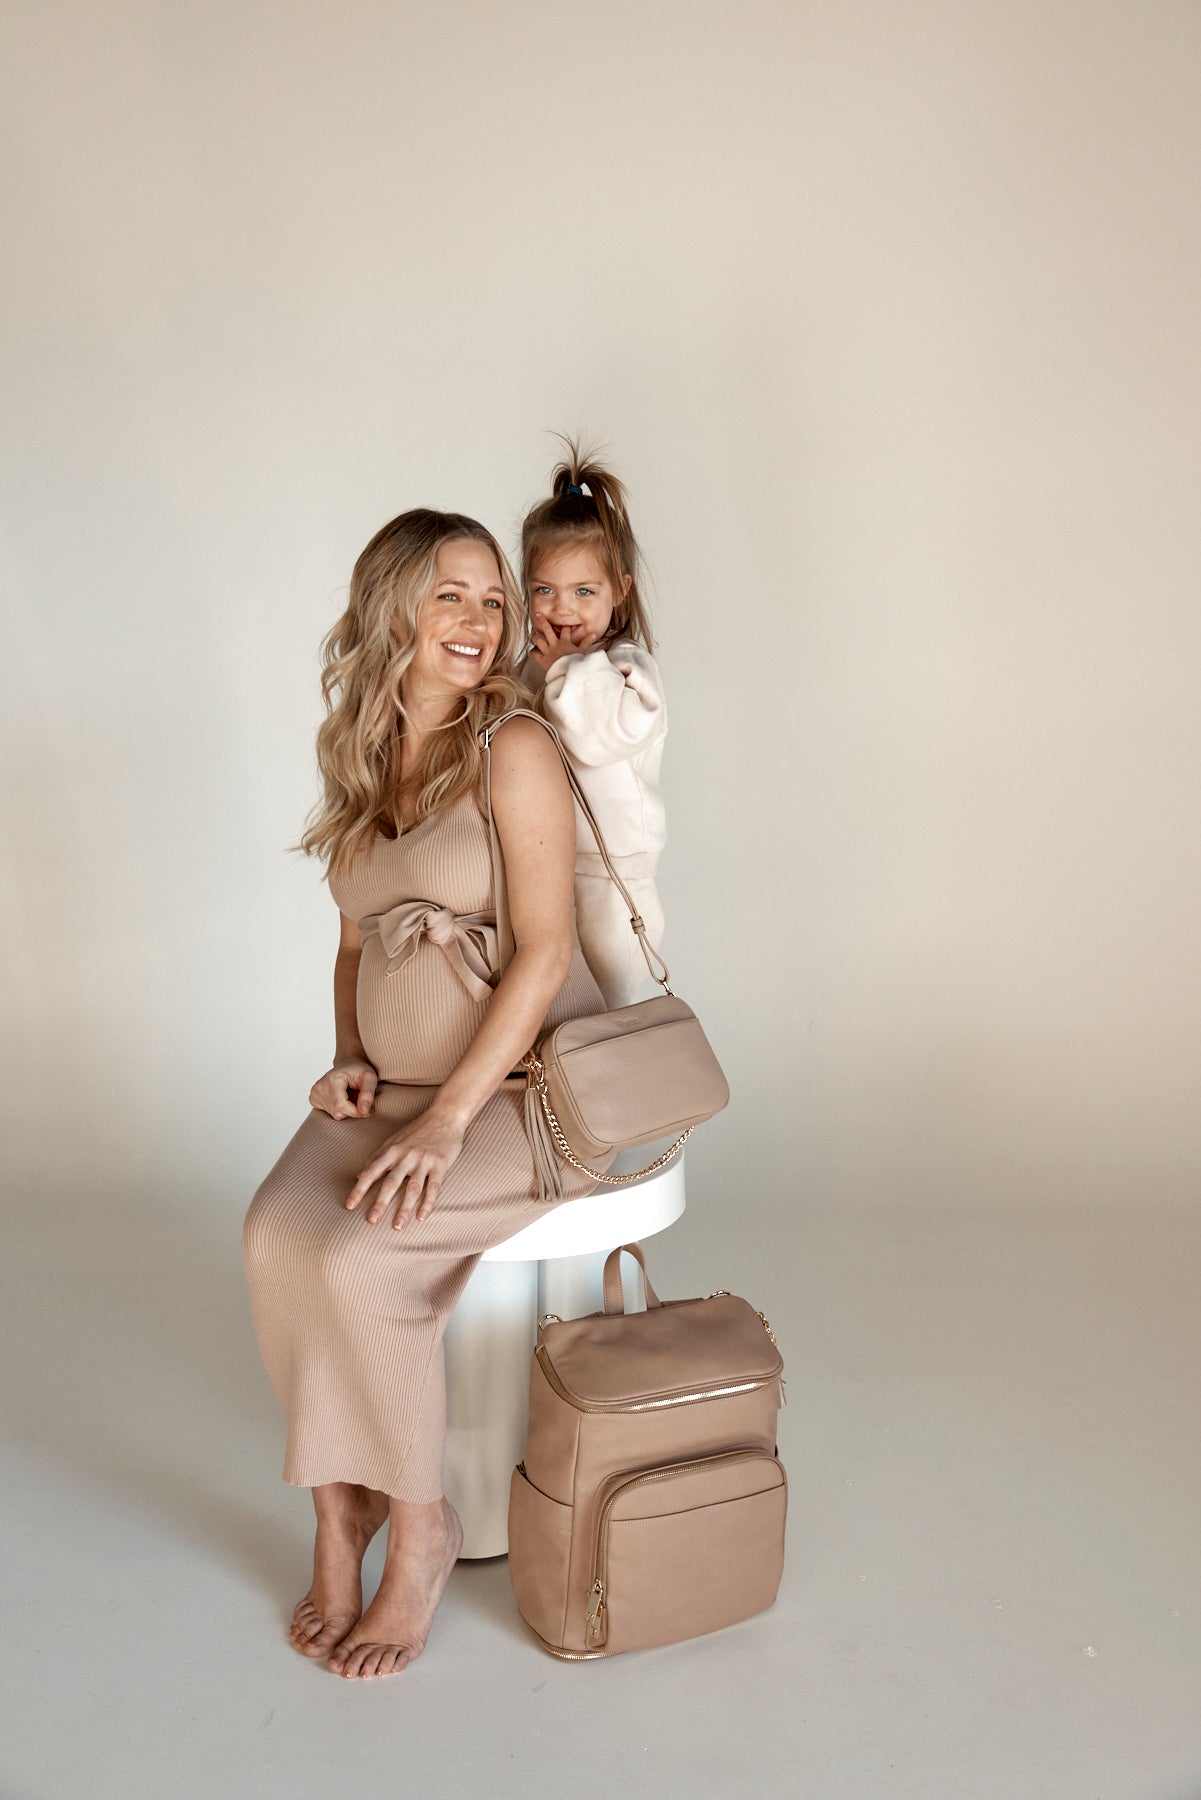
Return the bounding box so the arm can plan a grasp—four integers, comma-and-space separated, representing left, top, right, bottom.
585, 1448, 786, 1654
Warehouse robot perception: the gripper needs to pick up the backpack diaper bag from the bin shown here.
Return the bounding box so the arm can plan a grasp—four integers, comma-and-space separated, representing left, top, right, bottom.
507, 1243, 787, 1659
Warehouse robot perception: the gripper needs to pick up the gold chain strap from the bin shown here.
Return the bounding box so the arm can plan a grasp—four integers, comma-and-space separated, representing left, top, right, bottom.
524, 1056, 692, 1185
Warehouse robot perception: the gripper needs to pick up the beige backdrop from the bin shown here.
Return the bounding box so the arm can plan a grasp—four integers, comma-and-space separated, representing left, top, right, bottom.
3, 1, 1199, 1218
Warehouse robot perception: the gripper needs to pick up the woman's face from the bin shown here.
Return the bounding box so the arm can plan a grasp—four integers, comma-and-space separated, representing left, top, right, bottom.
405, 538, 507, 697
527, 542, 630, 652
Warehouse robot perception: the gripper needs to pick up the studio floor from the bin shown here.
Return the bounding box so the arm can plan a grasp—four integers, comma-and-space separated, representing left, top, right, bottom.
4, 1194, 1199, 1800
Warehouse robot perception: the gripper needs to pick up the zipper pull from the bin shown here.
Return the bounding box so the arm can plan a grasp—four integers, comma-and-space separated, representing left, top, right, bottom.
778, 1376, 788, 1407
585, 1579, 606, 1639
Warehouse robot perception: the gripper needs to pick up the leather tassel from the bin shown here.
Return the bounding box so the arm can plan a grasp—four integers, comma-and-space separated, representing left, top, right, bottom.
524, 1080, 565, 1205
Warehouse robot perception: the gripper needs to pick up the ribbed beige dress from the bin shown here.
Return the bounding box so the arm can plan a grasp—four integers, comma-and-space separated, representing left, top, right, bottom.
242, 787, 609, 1502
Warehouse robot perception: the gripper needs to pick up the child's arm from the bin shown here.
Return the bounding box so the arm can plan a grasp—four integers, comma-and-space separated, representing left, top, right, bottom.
541, 642, 667, 769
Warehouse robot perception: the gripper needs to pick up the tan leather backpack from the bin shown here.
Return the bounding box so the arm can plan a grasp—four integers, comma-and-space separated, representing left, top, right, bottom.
507, 1243, 787, 1659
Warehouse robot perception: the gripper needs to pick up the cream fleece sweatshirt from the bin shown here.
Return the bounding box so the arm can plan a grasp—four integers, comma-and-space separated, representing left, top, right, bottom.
527, 639, 668, 1008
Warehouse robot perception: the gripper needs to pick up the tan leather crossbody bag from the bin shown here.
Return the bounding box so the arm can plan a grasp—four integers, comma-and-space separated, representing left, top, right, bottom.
480, 708, 729, 1196
508, 1243, 788, 1659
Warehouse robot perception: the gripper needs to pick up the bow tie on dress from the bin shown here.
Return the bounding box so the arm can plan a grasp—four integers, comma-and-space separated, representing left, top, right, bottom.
359, 901, 500, 1002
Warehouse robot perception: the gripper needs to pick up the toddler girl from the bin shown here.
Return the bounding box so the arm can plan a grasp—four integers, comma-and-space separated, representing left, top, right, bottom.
520, 445, 667, 1010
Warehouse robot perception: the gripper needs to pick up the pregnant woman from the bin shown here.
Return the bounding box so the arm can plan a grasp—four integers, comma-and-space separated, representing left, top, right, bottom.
242, 507, 609, 1679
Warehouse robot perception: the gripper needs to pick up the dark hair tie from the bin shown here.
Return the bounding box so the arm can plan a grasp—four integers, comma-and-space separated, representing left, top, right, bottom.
565, 483, 584, 496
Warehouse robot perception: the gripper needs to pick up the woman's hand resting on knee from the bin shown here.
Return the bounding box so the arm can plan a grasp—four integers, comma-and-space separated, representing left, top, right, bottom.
344, 1108, 465, 1228
309, 1058, 379, 1120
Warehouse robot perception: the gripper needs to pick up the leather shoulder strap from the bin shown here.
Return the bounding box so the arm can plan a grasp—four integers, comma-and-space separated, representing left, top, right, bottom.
480, 706, 670, 988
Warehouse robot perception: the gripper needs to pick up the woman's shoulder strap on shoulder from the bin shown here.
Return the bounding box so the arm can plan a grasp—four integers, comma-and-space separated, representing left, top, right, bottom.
478, 707, 561, 749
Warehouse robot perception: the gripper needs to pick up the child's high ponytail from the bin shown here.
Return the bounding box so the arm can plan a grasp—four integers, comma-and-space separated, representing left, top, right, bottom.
521, 437, 655, 652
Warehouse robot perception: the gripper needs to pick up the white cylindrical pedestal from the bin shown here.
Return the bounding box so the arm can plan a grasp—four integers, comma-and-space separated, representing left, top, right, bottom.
441, 1259, 539, 1558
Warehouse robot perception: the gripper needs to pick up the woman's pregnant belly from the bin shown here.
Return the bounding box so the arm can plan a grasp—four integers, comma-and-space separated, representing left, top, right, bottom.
356, 937, 489, 1083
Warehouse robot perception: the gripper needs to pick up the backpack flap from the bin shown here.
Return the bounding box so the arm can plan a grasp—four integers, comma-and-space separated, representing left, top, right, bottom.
537, 1244, 782, 1411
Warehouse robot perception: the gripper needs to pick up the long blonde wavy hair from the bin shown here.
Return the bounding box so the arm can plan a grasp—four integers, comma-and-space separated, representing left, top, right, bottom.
298, 508, 528, 879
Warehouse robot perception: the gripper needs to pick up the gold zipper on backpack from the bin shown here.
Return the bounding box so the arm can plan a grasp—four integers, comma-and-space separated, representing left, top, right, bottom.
534, 1345, 780, 1414
585, 1577, 606, 1640
585, 1447, 778, 1647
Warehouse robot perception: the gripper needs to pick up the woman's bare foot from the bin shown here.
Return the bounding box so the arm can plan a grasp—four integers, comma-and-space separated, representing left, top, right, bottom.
328, 1496, 463, 1679
290, 1482, 389, 1660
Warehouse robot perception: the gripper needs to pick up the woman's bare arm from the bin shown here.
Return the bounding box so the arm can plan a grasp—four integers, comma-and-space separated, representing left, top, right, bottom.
308, 911, 379, 1120
332, 913, 369, 1062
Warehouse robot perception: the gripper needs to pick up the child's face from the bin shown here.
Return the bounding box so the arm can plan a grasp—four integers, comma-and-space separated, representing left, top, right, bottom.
527, 543, 631, 667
